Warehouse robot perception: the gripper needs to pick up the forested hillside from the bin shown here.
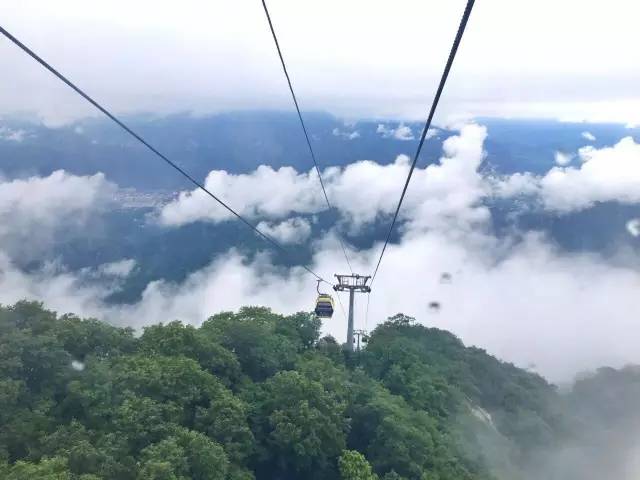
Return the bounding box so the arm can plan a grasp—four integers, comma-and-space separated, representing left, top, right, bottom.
0, 302, 629, 480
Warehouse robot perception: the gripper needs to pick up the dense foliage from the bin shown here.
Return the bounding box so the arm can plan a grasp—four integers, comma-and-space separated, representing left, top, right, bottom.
0, 302, 570, 479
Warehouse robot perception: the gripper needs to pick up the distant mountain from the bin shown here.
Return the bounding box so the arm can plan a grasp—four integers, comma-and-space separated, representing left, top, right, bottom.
0, 111, 447, 189
2, 111, 635, 189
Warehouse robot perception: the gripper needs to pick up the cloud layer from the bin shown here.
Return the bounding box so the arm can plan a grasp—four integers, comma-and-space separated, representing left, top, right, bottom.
541, 138, 640, 211
582, 131, 596, 142
256, 217, 312, 244
159, 165, 325, 226
0, 126, 26, 142
377, 123, 414, 140
2, 0, 640, 125
2, 125, 640, 382
496, 137, 640, 213
159, 124, 487, 231
0, 170, 115, 259
332, 127, 360, 140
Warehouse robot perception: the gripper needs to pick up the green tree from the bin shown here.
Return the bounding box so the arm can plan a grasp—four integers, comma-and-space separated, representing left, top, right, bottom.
339, 450, 378, 480
112, 355, 230, 426
140, 321, 242, 387
194, 395, 254, 464
346, 374, 466, 480
2, 456, 71, 480
273, 312, 321, 349
179, 429, 229, 480
137, 430, 228, 480
55, 314, 136, 360
137, 436, 188, 480
113, 395, 182, 453
201, 308, 298, 381
248, 371, 348, 479
316, 335, 343, 363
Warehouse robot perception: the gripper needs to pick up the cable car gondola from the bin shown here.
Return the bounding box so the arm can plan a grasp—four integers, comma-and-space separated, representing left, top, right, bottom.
314, 280, 334, 318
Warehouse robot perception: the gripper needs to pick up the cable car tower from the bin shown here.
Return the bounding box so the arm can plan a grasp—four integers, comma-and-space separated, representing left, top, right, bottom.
334, 274, 371, 352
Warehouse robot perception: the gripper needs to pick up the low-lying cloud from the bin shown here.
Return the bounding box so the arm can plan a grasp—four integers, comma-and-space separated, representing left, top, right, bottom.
581, 131, 596, 142
159, 123, 486, 232
627, 219, 640, 237
0, 126, 26, 142
377, 123, 415, 140
159, 165, 324, 226
256, 217, 312, 244
332, 127, 360, 140
96, 258, 137, 278
541, 138, 640, 211
2, 125, 640, 382
495, 136, 640, 213
554, 151, 573, 166
0, 169, 115, 260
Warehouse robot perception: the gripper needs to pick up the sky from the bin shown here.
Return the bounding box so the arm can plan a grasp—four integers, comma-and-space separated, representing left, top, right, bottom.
1, 0, 640, 125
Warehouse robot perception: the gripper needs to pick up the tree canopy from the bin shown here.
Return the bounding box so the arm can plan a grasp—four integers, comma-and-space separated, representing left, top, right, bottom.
0, 301, 606, 480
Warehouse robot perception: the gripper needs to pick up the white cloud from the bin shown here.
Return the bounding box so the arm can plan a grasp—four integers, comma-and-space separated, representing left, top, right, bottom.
495, 137, 640, 213
554, 151, 573, 166
98, 259, 136, 277
160, 124, 486, 233
425, 127, 439, 140
402, 123, 489, 232
0, 126, 26, 142
376, 123, 414, 140
627, 219, 640, 238
330, 123, 488, 232
376, 123, 440, 141
332, 127, 360, 140
376, 124, 391, 136
159, 165, 325, 226
256, 217, 311, 244
393, 124, 414, 140
491, 172, 540, 199
541, 138, 640, 212
0, 170, 115, 258
582, 131, 596, 141
0, 252, 120, 316
360, 231, 640, 382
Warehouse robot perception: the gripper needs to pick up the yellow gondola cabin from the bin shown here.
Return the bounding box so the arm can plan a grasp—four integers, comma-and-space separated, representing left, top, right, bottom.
314, 294, 334, 318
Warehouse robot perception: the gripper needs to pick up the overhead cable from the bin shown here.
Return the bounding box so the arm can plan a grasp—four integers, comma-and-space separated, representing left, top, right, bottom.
260, 0, 354, 275
370, 0, 476, 283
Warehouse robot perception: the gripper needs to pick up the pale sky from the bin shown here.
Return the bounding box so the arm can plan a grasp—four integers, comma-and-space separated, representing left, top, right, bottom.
1, 0, 639, 125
